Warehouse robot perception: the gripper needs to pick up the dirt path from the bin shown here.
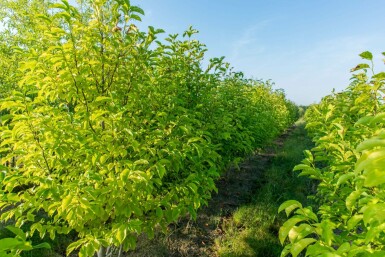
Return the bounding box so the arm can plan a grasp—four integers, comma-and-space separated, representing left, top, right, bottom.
127, 127, 296, 257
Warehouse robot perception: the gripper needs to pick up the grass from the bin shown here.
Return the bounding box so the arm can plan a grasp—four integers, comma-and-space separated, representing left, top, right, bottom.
215, 119, 315, 257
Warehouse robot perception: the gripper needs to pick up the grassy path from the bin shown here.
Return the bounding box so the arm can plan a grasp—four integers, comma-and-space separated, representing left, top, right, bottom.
127, 120, 314, 257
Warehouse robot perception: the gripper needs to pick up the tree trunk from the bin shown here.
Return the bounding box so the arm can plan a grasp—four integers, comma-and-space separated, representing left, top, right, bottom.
97, 246, 107, 257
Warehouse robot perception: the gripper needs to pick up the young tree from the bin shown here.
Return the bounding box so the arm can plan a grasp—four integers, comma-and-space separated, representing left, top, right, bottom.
1, 1, 220, 256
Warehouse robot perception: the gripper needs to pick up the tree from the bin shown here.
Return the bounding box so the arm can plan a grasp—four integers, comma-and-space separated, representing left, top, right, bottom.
0, 1, 221, 256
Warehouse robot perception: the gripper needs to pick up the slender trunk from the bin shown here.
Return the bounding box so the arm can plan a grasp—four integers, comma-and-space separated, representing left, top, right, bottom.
117, 245, 123, 257
97, 246, 106, 257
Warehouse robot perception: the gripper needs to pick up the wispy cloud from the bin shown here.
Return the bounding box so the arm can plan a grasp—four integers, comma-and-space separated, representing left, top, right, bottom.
231, 20, 271, 59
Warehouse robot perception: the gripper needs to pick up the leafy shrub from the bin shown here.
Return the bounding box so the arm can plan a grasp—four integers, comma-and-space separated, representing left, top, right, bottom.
279, 51, 385, 256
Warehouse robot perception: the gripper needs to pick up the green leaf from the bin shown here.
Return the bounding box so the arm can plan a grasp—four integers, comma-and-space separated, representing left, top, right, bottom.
359, 51, 373, 61
293, 164, 310, 171
6, 226, 26, 241
116, 225, 127, 244
365, 222, 385, 244
130, 14, 142, 21
347, 214, 363, 230
100, 154, 108, 165
67, 239, 86, 256
155, 28, 165, 34
134, 159, 149, 165
296, 208, 318, 222
346, 190, 362, 211
187, 137, 202, 144
298, 168, 321, 179
279, 216, 307, 245
305, 242, 334, 256
79, 243, 96, 257
62, 194, 73, 210
290, 238, 316, 257
130, 6, 145, 15
278, 200, 303, 216
355, 149, 385, 187
371, 113, 385, 124
156, 207, 163, 218
336, 173, 355, 187
320, 219, 335, 246
350, 63, 370, 72
303, 150, 313, 162
363, 203, 385, 226
372, 72, 385, 80
192, 143, 202, 158
155, 163, 166, 178
61, 0, 71, 9
49, 3, 69, 11
94, 96, 111, 103
362, 251, 385, 257
33, 242, 51, 250
356, 138, 385, 152
355, 115, 374, 126
172, 207, 180, 221
280, 244, 291, 257
288, 223, 315, 243
365, 167, 385, 187
0, 171, 5, 183
336, 242, 350, 255
0, 238, 24, 251
27, 212, 35, 222
36, 14, 52, 23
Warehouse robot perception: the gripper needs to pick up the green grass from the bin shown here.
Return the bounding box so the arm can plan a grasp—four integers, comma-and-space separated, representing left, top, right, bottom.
216, 119, 315, 257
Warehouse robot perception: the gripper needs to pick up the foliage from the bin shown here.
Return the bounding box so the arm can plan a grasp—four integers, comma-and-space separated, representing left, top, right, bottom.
279, 51, 385, 256
0, 0, 52, 100
0, 0, 297, 256
0, 226, 50, 257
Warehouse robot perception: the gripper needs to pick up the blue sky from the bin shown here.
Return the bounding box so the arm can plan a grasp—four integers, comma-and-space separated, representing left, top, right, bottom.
131, 0, 385, 105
